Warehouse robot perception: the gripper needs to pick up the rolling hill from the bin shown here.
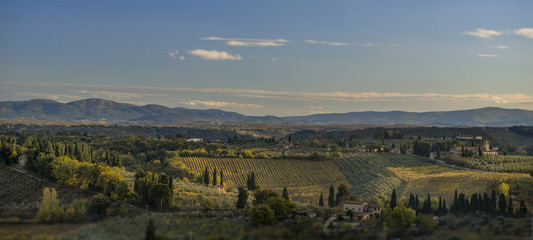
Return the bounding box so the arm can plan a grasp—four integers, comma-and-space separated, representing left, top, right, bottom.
1, 98, 533, 126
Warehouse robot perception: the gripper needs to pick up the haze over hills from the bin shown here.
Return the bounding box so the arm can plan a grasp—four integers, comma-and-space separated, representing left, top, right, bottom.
1, 98, 532, 127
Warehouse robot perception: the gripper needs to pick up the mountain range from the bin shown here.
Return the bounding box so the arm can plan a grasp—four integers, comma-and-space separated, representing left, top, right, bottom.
1, 98, 532, 127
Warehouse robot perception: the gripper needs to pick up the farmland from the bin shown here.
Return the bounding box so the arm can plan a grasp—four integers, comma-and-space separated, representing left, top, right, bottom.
458, 155, 533, 173
181, 156, 349, 203
334, 153, 514, 201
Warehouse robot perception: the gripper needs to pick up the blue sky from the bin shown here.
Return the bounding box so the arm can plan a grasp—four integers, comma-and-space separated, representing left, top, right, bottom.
1, 0, 532, 116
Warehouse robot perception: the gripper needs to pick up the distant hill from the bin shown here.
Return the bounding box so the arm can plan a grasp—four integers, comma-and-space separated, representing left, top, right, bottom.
1, 98, 532, 126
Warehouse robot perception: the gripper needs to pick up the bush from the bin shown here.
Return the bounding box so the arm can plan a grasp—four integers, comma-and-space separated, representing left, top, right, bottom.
250, 205, 274, 226
88, 193, 110, 221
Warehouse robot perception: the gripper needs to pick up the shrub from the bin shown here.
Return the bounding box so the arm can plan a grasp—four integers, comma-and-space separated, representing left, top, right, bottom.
250, 205, 274, 226
88, 193, 110, 221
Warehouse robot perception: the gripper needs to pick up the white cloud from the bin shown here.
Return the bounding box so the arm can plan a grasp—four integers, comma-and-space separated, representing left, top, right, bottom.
512, 28, 533, 39
357, 43, 384, 47
202, 36, 289, 43
305, 40, 350, 46
463, 28, 533, 39
181, 100, 264, 109
490, 45, 510, 49
188, 49, 242, 60
463, 28, 503, 39
226, 40, 284, 47
179, 56, 186, 60
169, 50, 179, 59
477, 54, 498, 57
202, 36, 288, 47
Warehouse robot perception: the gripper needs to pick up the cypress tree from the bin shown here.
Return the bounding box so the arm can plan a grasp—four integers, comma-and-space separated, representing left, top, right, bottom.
319, 192, 324, 207
282, 187, 289, 200
452, 190, 458, 214
507, 196, 514, 216
213, 167, 217, 186
490, 190, 497, 215
168, 176, 173, 196
220, 169, 224, 186
483, 192, 490, 213
415, 194, 420, 213
408, 193, 415, 209
498, 193, 507, 215
328, 186, 335, 208
519, 200, 527, 217
236, 187, 248, 209
145, 219, 155, 240
250, 172, 257, 191
458, 193, 466, 214
442, 199, 448, 215
438, 196, 443, 215
203, 167, 209, 185
390, 189, 397, 209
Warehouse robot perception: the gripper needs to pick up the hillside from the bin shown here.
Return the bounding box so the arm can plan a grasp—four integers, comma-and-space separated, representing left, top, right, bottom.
1, 98, 533, 126
181, 156, 348, 203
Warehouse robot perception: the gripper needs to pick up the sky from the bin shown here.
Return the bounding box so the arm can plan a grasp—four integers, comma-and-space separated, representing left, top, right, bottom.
0, 0, 532, 116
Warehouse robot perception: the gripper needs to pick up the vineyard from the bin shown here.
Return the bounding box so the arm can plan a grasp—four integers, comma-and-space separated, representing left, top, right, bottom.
461, 155, 533, 173
334, 153, 430, 200
181, 157, 348, 203
387, 165, 514, 201
334, 154, 515, 201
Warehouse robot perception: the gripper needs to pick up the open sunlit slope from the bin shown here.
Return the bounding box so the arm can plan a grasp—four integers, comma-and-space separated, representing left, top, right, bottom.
334, 153, 515, 201
181, 157, 348, 204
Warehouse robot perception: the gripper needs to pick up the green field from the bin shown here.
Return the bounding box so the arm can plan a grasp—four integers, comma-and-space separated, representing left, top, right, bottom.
181, 157, 349, 204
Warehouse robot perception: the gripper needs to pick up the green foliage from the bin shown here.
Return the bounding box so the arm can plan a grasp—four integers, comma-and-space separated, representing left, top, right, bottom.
250, 205, 274, 226
253, 189, 278, 206
416, 215, 437, 234
148, 184, 172, 210
88, 193, 110, 221
388, 205, 415, 230
335, 184, 350, 206
146, 219, 155, 240
202, 199, 215, 211
236, 187, 248, 209
282, 187, 289, 200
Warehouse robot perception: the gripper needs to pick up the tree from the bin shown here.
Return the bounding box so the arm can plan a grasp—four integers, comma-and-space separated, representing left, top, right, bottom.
253, 189, 278, 206
236, 187, 248, 209
220, 169, 224, 186
328, 186, 335, 208
335, 184, 350, 206
388, 205, 415, 230
145, 219, 155, 240
88, 193, 110, 221
282, 187, 290, 200
148, 183, 172, 210
497, 183, 510, 197
203, 167, 209, 185
114, 181, 130, 200
250, 205, 274, 226
212, 167, 217, 186
267, 196, 293, 218
498, 193, 506, 215
346, 209, 354, 221
36, 187, 63, 223
390, 189, 397, 209
319, 192, 324, 207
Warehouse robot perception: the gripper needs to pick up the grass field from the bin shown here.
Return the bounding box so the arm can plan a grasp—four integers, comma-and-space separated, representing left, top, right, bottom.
181, 157, 349, 204
334, 153, 516, 202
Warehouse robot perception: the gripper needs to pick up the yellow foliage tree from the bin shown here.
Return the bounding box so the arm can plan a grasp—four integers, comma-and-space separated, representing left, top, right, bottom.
36, 187, 63, 223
